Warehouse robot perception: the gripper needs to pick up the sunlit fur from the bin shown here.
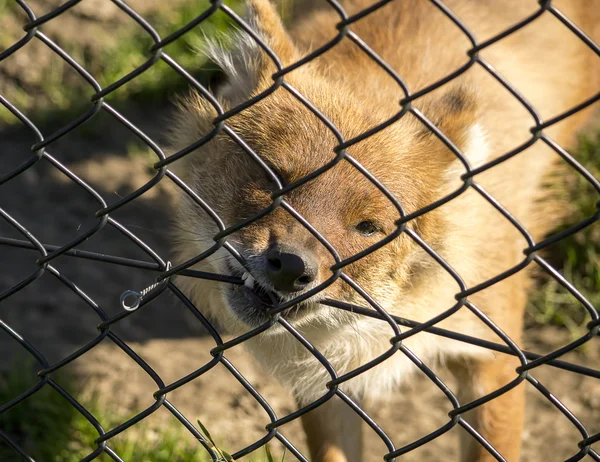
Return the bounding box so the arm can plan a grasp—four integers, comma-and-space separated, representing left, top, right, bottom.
170, 1, 599, 460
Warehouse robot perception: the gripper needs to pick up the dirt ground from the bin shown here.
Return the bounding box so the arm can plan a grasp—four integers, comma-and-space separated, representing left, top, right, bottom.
70, 329, 600, 461
1, 1, 599, 461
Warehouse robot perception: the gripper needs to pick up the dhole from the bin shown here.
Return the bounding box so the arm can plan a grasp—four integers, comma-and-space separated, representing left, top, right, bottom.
170, 0, 599, 460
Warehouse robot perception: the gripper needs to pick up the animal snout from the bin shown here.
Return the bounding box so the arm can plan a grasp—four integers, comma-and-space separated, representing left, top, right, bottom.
266, 244, 318, 292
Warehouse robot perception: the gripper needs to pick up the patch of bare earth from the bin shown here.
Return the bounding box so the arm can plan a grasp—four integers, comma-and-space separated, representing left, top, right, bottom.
69, 327, 599, 461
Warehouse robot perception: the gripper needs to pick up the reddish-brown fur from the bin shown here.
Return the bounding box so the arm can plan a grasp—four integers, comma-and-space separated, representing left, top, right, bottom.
171, 1, 599, 460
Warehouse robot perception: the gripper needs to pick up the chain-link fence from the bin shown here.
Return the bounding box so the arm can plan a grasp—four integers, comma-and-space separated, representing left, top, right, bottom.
1, 0, 599, 460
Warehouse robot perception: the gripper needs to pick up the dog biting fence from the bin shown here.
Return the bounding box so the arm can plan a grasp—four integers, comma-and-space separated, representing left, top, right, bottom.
1, 0, 599, 461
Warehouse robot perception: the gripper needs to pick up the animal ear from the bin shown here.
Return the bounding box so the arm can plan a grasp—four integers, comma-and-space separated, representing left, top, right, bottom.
203, 0, 299, 105
419, 84, 489, 170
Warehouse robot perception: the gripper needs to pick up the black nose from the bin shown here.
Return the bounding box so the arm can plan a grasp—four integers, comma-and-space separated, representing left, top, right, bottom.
266, 245, 317, 292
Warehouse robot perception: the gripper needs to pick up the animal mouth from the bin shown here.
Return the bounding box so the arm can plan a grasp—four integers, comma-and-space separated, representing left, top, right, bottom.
224, 263, 281, 325
225, 262, 314, 326
240, 270, 281, 306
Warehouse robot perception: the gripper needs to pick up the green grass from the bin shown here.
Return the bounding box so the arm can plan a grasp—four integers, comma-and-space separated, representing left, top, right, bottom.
0, 362, 283, 462
526, 129, 600, 337
0, 0, 243, 125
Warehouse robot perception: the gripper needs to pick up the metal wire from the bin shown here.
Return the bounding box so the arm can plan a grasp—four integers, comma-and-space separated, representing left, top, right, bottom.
0, 0, 599, 460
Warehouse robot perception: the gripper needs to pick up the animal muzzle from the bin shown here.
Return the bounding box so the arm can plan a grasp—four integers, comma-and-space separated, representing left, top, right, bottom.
265, 243, 318, 293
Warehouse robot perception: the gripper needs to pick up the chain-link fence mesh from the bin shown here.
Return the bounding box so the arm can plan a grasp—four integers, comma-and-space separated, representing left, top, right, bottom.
1, 0, 599, 460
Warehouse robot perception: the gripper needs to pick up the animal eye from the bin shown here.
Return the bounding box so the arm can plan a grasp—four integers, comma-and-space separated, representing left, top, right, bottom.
355, 221, 379, 237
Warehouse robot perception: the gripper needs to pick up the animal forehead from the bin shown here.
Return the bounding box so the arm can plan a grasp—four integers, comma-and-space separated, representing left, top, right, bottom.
231, 83, 394, 155
280, 160, 402, 215
227, 85, 421, 198
236, 119, 406, 184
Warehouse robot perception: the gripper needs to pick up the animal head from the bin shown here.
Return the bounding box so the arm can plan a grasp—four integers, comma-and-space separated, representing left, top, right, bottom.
171, 0, 483, 332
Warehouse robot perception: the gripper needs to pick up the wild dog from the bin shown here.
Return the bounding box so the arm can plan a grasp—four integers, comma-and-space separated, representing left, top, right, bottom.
170, 0, 600, 460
